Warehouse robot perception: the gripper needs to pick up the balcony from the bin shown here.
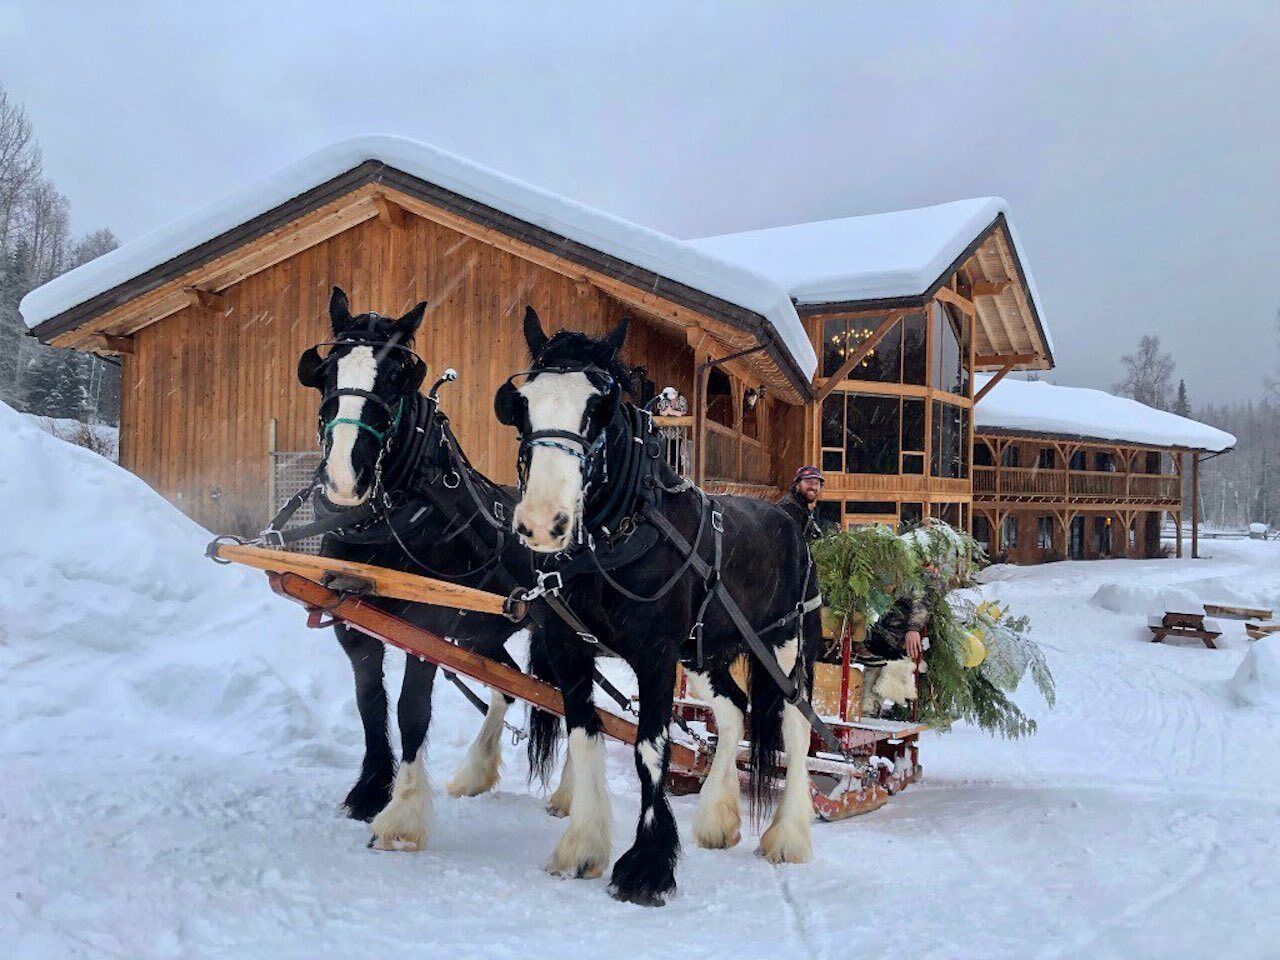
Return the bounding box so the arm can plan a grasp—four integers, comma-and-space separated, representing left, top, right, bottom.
973, 465, 1181, 505
655, 415, 775, 491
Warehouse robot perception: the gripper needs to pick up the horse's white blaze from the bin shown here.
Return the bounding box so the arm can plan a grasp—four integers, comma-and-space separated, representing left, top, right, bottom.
446, 690, 507, 798
513, 371, 599, 552
370, 746, 432, 852
548, 728, 611, 877
325, 346, 377, 506
758, 702, 813, 864
692, 684, 744, 850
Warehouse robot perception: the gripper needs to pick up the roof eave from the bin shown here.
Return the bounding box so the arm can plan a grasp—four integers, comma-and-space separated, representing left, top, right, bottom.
29, 161, 814, 402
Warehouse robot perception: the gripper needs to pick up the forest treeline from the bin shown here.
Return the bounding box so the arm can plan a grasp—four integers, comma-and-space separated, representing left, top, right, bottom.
0, 84, 119, 422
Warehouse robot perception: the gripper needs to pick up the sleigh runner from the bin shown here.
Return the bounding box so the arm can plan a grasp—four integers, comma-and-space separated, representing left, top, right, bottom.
210, 542, 924, 821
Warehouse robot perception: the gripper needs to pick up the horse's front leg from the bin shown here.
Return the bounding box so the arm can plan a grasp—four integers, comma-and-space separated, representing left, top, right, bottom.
758, 637, 813, 864
335, 624, 395, 822
546, 638, 612, 879
370, 654, 437, 851
686, 666, 746, 849
446, 631, 523, 800
609, 656, 679, 906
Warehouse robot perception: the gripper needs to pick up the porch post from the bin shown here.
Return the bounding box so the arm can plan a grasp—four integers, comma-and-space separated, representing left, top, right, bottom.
1192, 453, 1200, 559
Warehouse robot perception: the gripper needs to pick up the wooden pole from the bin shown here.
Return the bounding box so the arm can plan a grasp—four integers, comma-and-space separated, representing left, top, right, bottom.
1175, 452, 1184, 558
1191, 453, 1200, 559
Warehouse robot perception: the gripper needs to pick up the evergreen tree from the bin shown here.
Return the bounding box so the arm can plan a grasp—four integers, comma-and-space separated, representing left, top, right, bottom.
23, 346, 89, 419
1173, 379, 1190, 417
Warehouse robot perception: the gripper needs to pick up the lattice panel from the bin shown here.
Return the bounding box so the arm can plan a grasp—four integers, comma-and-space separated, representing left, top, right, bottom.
270, 451, 324, 554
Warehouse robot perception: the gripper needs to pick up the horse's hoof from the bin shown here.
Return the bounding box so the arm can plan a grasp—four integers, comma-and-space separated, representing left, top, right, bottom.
545, 801, 571, 818
546, 826, 610, 879
343, 782, 393, 823
756, 821, 812, 864
367, 834, 423, 853
607, 848, 676, 907
445, 765, 500, 799
692, 801, 742, 850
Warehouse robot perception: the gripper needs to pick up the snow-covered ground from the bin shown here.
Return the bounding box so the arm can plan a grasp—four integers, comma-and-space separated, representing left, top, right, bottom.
2, 401, 1278, 959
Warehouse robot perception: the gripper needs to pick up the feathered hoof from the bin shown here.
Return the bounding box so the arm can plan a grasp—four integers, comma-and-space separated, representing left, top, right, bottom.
756, 819, 812, 865
445, 760, 501, 799
342, 774, 394, 823
545, 780, 573, 818
607, 847, 676, 907
692, 798, 741, 850
546, 827, 609, 879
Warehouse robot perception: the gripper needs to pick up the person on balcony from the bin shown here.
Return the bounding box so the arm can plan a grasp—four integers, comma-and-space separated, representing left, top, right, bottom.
781, 465, 825, 541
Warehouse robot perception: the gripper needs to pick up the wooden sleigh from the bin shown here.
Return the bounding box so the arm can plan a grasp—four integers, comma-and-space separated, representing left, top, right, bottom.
210, 542, 923, 822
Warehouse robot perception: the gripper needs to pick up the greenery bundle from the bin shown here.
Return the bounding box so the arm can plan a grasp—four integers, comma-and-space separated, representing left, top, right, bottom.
811, 522, 1055, 738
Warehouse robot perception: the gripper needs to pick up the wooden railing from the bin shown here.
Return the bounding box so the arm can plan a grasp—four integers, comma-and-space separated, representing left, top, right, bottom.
655, 416, 771, 487
974, 465, 1182, 504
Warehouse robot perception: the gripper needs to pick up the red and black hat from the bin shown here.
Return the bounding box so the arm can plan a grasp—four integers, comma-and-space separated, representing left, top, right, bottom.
792, 465, 824, 486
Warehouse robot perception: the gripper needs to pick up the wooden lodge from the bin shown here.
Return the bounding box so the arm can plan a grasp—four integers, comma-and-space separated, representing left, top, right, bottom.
970, 376, 1234, 564
20, 135, 1230, 563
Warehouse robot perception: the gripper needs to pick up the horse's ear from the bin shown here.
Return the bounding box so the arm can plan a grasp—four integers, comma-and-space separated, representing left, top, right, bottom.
297, 347, 326, 389
395, 300, 427, 338
523, 306, 548, 357
602, 316, 630, 358
329, 286, 353, 332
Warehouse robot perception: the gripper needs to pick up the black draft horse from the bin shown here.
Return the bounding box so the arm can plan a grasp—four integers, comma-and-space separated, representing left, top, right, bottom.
295, 287, 565, 851
495, 308, 823, 906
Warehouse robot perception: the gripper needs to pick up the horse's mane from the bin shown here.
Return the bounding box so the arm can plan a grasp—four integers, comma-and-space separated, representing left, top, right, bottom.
533, 330, 635, 393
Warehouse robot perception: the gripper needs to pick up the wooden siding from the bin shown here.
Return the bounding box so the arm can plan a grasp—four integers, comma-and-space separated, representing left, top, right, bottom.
121, 213, 698, 532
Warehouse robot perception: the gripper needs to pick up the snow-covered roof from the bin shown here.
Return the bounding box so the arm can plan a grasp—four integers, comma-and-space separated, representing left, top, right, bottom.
975, 375, 1235, 452
690, 198, 1005, 302
20, 135, 817, 381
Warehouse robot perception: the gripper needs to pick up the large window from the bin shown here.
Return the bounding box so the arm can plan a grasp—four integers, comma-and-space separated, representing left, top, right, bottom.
822, 311, 927, 385
930, 401, 969, 479
930, 302, 970, 397
822, 392, 924, 475
1036, 515, 1054, 550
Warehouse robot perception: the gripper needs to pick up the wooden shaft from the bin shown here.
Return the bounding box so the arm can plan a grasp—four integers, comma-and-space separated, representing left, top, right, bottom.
269, 571, 699, 770
214, 542, 510, 615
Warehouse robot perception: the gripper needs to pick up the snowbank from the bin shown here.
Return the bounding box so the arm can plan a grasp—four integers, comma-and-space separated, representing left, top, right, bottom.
0, 400, 342, 753
975, 374, 1235, 452
1092, 582, 1204, 617
1229, 637, 1280, 711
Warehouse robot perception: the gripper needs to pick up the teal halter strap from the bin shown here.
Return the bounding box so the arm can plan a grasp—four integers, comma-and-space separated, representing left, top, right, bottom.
322, 396, 404, 443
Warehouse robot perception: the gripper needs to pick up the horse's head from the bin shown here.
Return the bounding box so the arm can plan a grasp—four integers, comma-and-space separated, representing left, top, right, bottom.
297, 286, 428, 506
495, 306, 629, 552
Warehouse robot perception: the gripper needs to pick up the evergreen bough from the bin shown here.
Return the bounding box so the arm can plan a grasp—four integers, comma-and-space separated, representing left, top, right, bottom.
811, 522, 1055, 738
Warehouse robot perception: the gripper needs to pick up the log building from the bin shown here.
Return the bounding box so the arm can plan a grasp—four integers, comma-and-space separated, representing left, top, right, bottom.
19, 135, 1230, 562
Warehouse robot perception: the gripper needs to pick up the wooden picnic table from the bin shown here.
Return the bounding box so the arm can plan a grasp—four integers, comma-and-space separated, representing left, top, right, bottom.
1148, 610, 1222, 649
1204, 602, 1274, 621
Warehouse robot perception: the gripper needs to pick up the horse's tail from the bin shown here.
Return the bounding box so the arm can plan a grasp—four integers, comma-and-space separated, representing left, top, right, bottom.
746, 651, 785, 823
526, 630, 562, 788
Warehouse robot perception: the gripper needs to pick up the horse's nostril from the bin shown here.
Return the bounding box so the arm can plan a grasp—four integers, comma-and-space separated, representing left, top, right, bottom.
516, 522, 533, 538
550, 512, 569, 538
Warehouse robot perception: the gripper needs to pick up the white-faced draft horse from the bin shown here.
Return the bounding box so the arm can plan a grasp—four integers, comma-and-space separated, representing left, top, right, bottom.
289, 287, 561, 851
495, 308, 824, 906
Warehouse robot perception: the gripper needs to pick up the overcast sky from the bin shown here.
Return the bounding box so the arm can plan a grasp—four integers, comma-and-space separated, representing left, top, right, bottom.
4, 1, 1277, 403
